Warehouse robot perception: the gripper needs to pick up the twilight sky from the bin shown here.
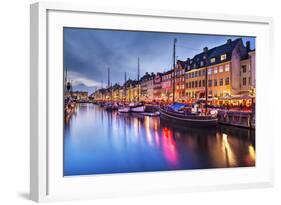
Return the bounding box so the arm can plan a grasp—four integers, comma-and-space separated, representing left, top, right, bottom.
64, 28, 255, 94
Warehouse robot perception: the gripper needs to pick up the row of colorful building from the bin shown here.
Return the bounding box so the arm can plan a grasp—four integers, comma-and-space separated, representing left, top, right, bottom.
92, 38, 255, 106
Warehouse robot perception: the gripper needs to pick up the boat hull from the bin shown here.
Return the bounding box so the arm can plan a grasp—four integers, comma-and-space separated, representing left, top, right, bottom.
130, 106, 145, 113
118, 107, 130, 113
160, 108, 218, 127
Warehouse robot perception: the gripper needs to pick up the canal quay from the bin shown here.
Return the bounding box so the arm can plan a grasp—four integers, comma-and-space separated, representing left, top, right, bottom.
64, 103, 255, 176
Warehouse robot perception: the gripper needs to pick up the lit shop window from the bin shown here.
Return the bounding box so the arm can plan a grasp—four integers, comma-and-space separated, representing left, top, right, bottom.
221, 54, 227, 61
213, 67, 218, 74
210, 58, 216, 63
219, 66, 224, 73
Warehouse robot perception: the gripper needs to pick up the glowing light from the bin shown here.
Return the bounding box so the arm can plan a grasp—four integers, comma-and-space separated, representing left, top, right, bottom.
145, 117, 153, 146
162, 128, 179, 167
222, 133, 237, 167
248, 144, 256, 161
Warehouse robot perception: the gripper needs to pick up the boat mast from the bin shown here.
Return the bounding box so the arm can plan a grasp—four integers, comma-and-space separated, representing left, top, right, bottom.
107, 67, 111, 102
137, 57, 140, 102
124, 72, 127, 103
204, 50, 208, 115
172, 38, 177, 103
101, 80, 103, 102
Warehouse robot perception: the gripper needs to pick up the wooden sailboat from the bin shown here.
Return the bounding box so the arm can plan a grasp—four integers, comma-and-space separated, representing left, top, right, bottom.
159, 38, 218, 127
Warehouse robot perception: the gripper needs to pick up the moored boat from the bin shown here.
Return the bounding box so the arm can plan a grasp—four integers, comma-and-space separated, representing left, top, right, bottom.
129, 102, 145, 113
118, 106, 130, 113
159, 103, 218, 127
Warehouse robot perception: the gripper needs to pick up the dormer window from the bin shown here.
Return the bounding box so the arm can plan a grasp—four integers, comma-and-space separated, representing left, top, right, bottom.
221, 54, 227, 61
200, 61, 204, 67
210, 58, 216, 63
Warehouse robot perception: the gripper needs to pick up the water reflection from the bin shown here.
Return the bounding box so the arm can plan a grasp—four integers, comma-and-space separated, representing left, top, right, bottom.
64, 103, 255, 176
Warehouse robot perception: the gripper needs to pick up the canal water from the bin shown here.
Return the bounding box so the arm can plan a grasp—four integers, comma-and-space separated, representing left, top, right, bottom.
64, 103, 255, 176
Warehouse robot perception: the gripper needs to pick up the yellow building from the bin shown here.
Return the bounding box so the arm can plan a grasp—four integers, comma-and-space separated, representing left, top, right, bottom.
183, 38, 255, 104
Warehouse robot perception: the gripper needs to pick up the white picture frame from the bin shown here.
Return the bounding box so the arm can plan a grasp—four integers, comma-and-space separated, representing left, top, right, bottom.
30, 2, 274, 202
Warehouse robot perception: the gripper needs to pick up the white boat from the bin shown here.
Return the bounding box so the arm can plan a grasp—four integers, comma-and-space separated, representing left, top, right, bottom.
130, 106, 145, 113
118, 107, 130, 113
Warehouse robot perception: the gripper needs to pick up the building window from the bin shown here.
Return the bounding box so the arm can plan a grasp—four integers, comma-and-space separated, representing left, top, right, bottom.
202, 70, 206, 76
208, 90, 213, 96
225, 64, 230, 72
243, 77, 247, 86
202, 80, 205, 87
213, 67, 218, 74
192, 81, 194, 88
208, 69, 212, 75
249, 77, 251, 85
208, 80, 212, 87
194, 71, 198, 77
198, 70, 201, 76
219, 66, 224, 73
192, 72, 195, 78
220, 78, 223, 86
195, 81, 198, 87
242, 65, 247, 73
214, 91, 217, 97
199, 80, 201, 87
200, 61, 204, 67
210, 58, 216, 63
214, 79, 217, 86
225, 77, 230, 85
221, 54, 227, 61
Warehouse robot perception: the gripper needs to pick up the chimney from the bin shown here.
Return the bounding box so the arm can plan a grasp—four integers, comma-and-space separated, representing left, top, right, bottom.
227, 39, 232, 44
246, 41, 251, 51
203, 47, 208, 53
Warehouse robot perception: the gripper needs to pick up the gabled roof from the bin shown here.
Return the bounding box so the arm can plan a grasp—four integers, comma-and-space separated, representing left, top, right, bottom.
183, 38, 247, 71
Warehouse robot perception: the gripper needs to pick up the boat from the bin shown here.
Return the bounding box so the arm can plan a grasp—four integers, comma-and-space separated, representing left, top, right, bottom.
130, 105, 145, 113
159, 103, 218, 127
133, 111, 160, 117
128, 102, 145, 113
118, 106, 130, 113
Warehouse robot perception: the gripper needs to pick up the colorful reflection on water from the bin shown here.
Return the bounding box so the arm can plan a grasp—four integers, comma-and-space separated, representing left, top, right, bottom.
64, 103, 255, 176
